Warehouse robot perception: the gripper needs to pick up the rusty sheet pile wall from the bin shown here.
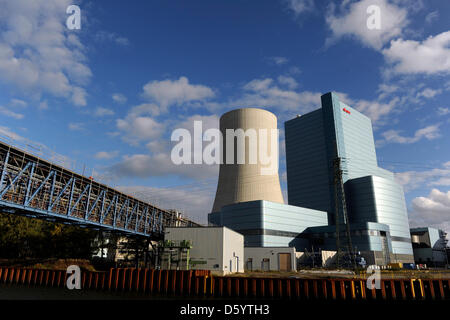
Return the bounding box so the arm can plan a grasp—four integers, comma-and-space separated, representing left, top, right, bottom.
0, 267, 449, 300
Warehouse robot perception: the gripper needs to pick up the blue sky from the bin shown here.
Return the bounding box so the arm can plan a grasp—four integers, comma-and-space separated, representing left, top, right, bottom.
0, 0, 449, 230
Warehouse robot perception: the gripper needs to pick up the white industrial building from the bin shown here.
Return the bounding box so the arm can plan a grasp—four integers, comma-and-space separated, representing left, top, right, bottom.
164, 226, 244, 275
244, 247, 296, 271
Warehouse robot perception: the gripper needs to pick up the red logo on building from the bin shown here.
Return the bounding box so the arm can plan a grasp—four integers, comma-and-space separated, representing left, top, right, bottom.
343, 108, 351, 114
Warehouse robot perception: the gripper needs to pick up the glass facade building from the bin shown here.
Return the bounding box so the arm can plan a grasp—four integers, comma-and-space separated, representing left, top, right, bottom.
285, 92, 414, 263
209, 200, 328, 248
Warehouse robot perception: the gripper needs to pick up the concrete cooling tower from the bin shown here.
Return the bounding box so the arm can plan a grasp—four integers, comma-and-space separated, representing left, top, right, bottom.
211, 108, 284, 213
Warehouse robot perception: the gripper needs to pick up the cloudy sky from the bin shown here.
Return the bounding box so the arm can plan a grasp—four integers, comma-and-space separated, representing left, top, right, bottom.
0, 0, 449, 231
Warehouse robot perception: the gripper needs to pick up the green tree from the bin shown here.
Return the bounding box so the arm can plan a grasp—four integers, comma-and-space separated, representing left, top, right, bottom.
0, 212, 98, 259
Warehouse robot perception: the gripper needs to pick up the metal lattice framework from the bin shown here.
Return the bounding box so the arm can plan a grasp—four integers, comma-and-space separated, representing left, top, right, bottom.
0, 141, 199, 238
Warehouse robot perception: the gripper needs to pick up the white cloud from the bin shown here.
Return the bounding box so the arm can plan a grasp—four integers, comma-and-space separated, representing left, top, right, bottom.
376, 83, 399, 101
115, 37, 129, 46
0, 126, 24, 142
235, 77, 322, 114
288, 66, 302, 75
416, 88, 442, 99
118, 184, 216, 224
0, 0, 91, 105
38, 100, 48, 110
425, 10, 439, 24
414, 189, 450, 209
128, 103, 163, 117
410, 188, 450, 232
176, 114, 219, 132
68, 122, 85, 131
112, 93, 127, 104
383, 31, 450, 75
227, 78, 399, 124
381, 124, 440, 144
115, 101, 168, 145
71, 87, 87, 107
430, 178, 450, 187
10, 98, 27, 108
146, 140, 168, 154
321, 1, 449, 78
106, 114, 220, 182
266, 56, 289, 65
105, 153, 218, 181
437, 107, 450, 116
95, 107, 115, 117
277, 75, 298, 89
106, 131, 120, 137
0, 106, 24, 119
243, 78, 273, 91
142, 76, 215, 109
326, 0, 409, 50
95, 31, 130, 46
94, 150, 119, 160
285, 0, 315, 16
116, 116, 163, 145
353, 97, 400, 123
395, 162, 450, 192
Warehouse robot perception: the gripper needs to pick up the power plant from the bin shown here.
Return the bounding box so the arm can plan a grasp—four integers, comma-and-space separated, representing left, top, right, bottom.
0, 91, 448, 301
208, 92, 418, 267
1, 1, 448, 305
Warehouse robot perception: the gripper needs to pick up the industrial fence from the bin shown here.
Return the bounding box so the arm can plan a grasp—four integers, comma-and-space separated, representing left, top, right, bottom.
0, 267, 449, 300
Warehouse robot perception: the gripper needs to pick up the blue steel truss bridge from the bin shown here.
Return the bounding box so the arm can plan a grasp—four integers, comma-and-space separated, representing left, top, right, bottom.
0, 140, 199, 240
